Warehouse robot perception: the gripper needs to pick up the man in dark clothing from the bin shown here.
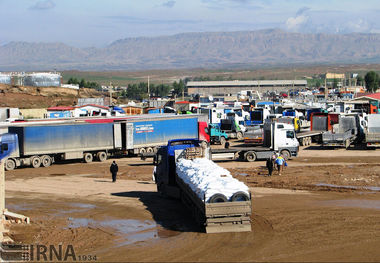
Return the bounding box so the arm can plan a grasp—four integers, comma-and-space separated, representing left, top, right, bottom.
266, 157, 274, 176
110, 161, 118, 182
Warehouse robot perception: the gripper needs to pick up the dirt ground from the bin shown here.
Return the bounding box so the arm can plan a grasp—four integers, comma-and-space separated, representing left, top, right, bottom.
4, 144, 380, 262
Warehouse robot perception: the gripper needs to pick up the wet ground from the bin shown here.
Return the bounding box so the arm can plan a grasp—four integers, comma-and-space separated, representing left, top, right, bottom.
4, 144, 380, 262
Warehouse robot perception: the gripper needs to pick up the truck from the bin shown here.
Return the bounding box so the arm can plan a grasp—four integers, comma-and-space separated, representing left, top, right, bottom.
243, 125, 263, 144
364, 114, 380, 148
322, 114, 361, 148
3, 115, 205, 170
208, 123, 228, 146
219, 118, 244, 140
212, 122, 299, 162
154, 139, 252, 233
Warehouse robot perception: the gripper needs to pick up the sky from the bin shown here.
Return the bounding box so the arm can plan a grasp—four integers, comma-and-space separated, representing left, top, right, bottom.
1, 0, 380, 47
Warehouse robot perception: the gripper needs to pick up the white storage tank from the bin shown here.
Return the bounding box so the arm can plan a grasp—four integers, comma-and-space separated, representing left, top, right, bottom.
23, 72, 61, 87
0, 73, 11, 85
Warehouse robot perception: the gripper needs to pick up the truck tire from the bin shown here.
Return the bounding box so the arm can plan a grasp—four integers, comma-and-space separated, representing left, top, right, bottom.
345, 139, 350, 149
280, 150, 291, 160
5, 159, 16, 171
84, 153, 93, 163
237, 131, 243, 140
300, 137, 306, 146
146, 147, 154, 153
245, 151, 257, 162
139, 148, 146, 154
31, 156, 41, 168
208, 193, 228, 203
220, 136, 226, 146
41, 155, 52, 167
307, 137, 312, 145
96, 151, 107, 162
231, 191, 250, 202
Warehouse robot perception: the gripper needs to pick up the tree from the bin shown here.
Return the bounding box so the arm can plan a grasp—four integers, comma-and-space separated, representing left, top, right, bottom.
315, 80, 321, 88
332, 78, 338, 89
79, 79, 86, 88
364, 71, 379, 93
357, 75, 364, 86
172, 80, 185, 98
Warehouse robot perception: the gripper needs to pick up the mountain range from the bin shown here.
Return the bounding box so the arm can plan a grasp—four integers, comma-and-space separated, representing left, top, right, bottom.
1, 29, 380, 71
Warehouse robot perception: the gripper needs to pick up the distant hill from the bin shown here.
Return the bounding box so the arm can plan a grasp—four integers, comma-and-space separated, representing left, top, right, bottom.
1, 29, 380, 71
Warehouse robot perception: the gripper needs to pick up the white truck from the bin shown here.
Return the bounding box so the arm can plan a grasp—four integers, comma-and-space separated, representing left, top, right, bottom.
364, 114, 380, 148
212, 122, 299, 161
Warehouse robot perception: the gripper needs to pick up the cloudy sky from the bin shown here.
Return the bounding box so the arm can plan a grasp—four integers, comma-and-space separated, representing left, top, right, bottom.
1, 0, 380, 47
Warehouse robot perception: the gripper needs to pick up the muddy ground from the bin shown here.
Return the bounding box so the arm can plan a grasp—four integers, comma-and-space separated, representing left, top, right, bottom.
4, 144, 380, 262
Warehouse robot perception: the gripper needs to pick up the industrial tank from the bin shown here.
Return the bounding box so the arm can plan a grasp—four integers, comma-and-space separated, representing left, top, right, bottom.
23, 73, 61, 87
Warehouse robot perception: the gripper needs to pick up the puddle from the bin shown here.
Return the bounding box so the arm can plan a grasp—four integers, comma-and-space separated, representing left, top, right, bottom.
315, 183, 380, 191
6, 203, 32, 211
239, 173, 249, 176
70, 203, 96, 209
66, 218, 160, 246
319, 199, 380, 210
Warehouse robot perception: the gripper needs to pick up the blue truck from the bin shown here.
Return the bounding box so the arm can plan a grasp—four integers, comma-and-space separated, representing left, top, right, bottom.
2, 115, 201, 170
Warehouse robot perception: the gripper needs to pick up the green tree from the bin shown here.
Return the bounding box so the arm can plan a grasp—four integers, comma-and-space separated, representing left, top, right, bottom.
79, 79, 86, 88
172, 80, 186, 98
315, 80, 321, 88
332, 78, 338, 89
357, 75, 364, 86
364, 71, 379, 93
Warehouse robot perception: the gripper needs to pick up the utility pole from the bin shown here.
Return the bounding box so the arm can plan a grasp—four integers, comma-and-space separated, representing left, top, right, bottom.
109, 82, 113, 106
147, 76, 150, 99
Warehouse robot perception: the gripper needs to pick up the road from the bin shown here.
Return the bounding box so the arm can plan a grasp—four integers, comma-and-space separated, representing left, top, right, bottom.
4, 145, 380, 262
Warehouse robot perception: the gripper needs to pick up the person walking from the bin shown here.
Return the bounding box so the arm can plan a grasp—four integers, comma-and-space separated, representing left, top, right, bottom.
110, 161, 118, 182
266, 157, 274, 176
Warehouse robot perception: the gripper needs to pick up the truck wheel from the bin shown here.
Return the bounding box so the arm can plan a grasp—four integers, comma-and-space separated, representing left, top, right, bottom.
307, 137, 312, 145
231, 191, 250, 202
146, 147, 154, 153
96, 152, 107, 162
31, 156, 41, 168
237, 131, 243, 140
5, 159, 16, 171
345, 139, 350, 149
41, 155, 52, 167
208, 193, 228, 203
84, 153, 93, 163
280, 150, 291, 160
300, 138, 306, 146
245, 151, 257, 162
220, 136, 226, 146
139, 148, 146, 154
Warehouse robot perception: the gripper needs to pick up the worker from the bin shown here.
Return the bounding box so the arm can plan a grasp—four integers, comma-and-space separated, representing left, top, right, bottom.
266, 157, 274, 176
266, 153, 276, 176
275, 154, 285, 175
110, 161, 118, 182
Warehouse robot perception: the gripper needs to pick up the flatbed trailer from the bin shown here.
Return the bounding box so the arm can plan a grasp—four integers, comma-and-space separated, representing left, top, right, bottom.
154, 139, 252, 233
296, 130, 323, 146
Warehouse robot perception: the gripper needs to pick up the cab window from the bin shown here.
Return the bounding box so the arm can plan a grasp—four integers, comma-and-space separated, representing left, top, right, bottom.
286, 131, 295, 139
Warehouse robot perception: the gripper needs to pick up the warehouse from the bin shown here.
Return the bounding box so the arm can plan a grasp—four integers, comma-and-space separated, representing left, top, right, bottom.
186, 80, 307, 96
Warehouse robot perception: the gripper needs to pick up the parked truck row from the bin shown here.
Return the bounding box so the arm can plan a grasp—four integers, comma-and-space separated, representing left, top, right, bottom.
1, 115, 208, 170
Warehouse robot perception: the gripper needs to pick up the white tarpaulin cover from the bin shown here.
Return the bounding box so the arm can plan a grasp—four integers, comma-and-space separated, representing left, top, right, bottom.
176, 158, 249, 202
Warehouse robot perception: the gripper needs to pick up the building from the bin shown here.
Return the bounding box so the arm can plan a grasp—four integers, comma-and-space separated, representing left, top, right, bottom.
186, 80, 307, 96
325, 73, 345, 80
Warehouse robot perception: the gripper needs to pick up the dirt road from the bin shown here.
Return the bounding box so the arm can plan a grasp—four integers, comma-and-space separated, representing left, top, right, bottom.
4, 145, 380, 262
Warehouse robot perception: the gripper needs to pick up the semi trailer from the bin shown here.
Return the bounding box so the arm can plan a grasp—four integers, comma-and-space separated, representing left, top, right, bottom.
322, 114, 361, 148
3, 115, 204, 170
154, 139, 252, 233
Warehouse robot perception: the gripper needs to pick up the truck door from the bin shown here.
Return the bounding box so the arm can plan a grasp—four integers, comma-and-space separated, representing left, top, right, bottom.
126, 123, 134, 150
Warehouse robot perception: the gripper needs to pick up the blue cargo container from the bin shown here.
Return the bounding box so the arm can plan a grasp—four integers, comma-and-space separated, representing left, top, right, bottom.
122, 116, 199, 153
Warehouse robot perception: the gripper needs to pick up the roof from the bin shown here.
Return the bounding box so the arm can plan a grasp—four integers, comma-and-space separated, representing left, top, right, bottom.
186, 80, 307, 87
47, 106, 75, 111
77, 104, 110, 110
175, 101, 191, 104
353, 92, 380, 101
